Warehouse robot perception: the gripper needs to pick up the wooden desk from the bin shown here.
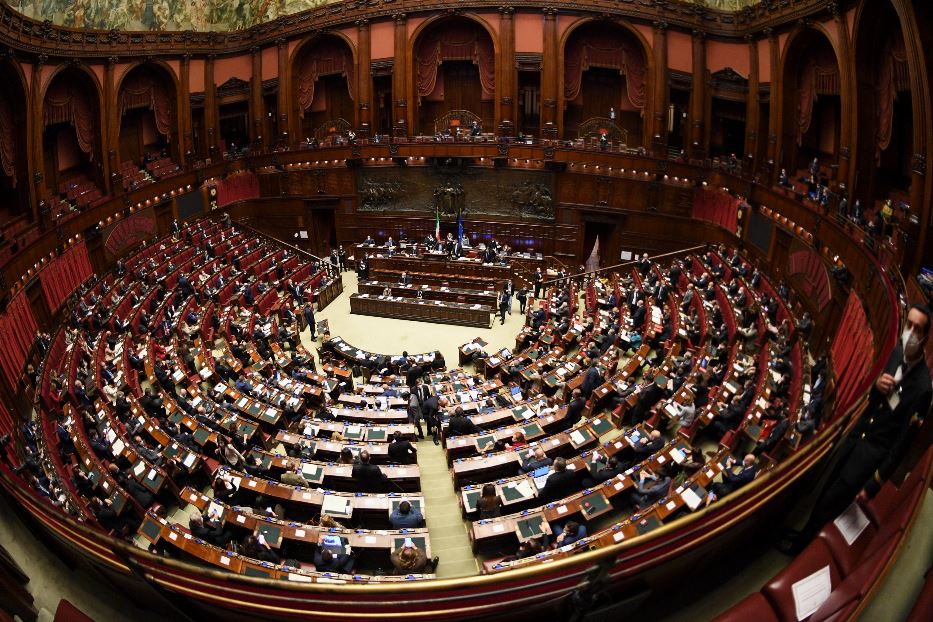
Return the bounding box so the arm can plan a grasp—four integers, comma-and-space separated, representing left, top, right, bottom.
350, 294, 492, 328
359, 281, 497, 309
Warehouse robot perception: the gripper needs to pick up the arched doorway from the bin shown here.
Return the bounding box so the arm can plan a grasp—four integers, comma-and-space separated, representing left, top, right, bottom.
116, 63, 177, 188
852, 1, 913, 210
562, 21, 648, 146
412, 17, 496, 136
0, 62, 30, 225
780, 28, 842, 180
42, 67, 103, 214
292, 35, 355, 145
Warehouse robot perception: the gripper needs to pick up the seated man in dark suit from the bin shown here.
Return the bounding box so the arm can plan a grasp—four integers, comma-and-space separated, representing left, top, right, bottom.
539, 458, 578, 503
189, 511, 233, 547
711, 454, 758, 500
629, 376, 668, 424
351, 450, 387, 490
631, 468, 672, 509
446, 407, 480, 437
387, 431, 417, 464
313, 535, 355, 574
584, 451, 626, 486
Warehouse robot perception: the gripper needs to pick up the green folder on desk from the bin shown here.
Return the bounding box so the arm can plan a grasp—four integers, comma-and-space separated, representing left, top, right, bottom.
140, 518, 162, 542
344, 426, 364, 441
193, 427, 211, 445
589, 417, 614, 437
569, 427, 595, 449
462, 489, 480, 513
246, 402, 262, 417
256, 523, 283, 548
244, 566, 273, 578
521, 422, 544, 439
501, 480, 535, 503
580, 492, 611, 520
515, 514, 548, 542
634, 514, 662, 535
301, 464, 324, 484
366, 428, 387, 442
474, 434, 496, 453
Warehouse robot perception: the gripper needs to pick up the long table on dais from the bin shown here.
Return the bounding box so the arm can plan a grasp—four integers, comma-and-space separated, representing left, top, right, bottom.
350, 293, 492, 328
358, 280, 497, 310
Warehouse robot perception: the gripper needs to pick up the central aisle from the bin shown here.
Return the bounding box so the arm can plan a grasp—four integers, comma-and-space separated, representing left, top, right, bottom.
300, 270, 528, 577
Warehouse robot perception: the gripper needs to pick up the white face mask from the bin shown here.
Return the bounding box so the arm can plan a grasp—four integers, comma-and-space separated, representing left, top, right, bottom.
902, 328, 922, 359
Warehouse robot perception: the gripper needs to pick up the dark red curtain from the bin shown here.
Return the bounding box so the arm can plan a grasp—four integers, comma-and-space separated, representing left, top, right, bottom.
831, 291, 874, 412
0, 291, 37, 388
788, 248, 832, 312
0, 92, 16, 184
40, 241, 94, 312
44, 80, 96, 159
692, 188, 738, 233
564, 30, 646, 109
875, 36, 907, 162
119, 73, 172, 137
215, 172, 260, 208
297, 40, 355, 115
796, 48, 839, 145
416, 22, 495, 102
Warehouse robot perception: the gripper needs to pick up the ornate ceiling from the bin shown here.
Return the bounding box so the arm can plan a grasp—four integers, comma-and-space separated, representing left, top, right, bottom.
8, 0, 761, 32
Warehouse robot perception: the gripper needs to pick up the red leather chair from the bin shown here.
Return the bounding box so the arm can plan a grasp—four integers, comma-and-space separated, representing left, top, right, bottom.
906, 564, 933, 622
711, 592, 780, 622
762, 538, 842, 622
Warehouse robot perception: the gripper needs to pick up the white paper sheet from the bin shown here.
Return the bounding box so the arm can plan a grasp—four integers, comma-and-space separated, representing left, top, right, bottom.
833, 502, 871, 546
791, 565, 832, 621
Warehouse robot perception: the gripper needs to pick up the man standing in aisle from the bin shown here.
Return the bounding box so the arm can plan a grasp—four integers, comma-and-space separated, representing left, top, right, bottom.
782, 304, 931, 553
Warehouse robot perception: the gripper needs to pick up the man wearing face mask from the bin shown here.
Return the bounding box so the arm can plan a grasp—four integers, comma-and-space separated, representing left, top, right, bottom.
782, 304, 932, 553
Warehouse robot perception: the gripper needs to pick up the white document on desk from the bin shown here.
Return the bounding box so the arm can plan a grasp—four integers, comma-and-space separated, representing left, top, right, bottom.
833, 502, 871, 546
681, 487, 702, 511
792, 565, 832, 621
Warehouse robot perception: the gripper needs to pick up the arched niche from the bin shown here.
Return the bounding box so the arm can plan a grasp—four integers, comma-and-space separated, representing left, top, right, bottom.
780, 27, 842, 178
411, 17, 497, 136
291, 34, 357, 144
852, 1, 913, 209
561, 20, 649, 146
41, 66, 103, 204
116, 62, 178, 173
0, 61, 31, 224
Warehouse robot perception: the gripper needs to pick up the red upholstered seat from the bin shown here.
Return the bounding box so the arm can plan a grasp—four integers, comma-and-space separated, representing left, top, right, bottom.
906, 564, 933, 622
54, 599, 95, 622
816, 507, 881, 577
808, 534, 899, 622
762, 538, 842, 622
711, 592, 780, 622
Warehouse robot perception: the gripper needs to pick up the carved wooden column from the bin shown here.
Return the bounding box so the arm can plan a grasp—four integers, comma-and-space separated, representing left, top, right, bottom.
31, 56, 46, 224
179, 54, 191, 166
831, 4, 852, 187
498, 6, 516, 136
357, 19, 371, 137
650, 21, 668, 153
392, 13, 409, 136
103, 57, 117, 196
277, 38, 290, 148
204, 54, 219, 158
541, 7, 558, 139
250, 46, 263, 150
744, 34, 760, 173
689, 30, 706, 159
766, 27, 780, 181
